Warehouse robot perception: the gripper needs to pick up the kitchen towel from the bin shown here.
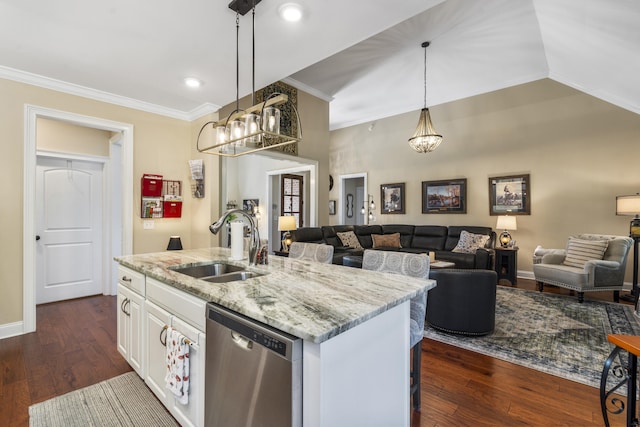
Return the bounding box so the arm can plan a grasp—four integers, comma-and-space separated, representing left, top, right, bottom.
230, 221, 244, 260
165, 327, 190, 405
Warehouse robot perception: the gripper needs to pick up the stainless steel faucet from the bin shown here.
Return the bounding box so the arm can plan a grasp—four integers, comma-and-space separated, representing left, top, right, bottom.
210, 209, 261, 266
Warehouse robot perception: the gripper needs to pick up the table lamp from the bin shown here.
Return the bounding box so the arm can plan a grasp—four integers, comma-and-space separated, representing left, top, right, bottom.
278, 216, 297, 252
616, 193, 640, 307
496, 215, 517, 248
616, 194, 640, 237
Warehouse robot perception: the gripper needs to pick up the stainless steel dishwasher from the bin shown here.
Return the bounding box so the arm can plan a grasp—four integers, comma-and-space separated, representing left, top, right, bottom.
205, 302, 302, 427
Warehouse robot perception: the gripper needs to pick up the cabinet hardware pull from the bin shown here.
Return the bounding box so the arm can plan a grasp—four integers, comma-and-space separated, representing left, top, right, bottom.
160, 325, 168, 346
121, 276, 132, 282
120, 297, 128, 314
124, 299, 131, 316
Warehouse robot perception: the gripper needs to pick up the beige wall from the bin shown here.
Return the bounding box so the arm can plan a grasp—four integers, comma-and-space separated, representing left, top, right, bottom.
0, 78, 195, 325
329, 79, 640, 281
37, 118, 112, 156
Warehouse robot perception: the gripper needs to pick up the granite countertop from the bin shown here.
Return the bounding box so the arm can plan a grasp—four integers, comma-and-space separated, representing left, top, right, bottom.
115, 247, 435, 343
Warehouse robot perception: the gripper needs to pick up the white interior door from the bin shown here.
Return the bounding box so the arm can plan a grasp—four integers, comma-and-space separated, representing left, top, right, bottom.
36, 157, 103, 304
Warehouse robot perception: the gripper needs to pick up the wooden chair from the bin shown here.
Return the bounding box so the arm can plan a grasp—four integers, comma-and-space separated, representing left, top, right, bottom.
361, 249, 429, 411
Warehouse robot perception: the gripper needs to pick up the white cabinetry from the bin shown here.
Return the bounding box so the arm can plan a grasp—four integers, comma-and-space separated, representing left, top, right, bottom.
116, 265, 145, 376
144, 277, 207, 427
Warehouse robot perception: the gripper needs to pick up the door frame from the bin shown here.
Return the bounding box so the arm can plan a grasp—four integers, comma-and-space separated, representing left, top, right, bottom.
23, 104, 134, 334
266, 161, 318, 254
339, 173, 369, 225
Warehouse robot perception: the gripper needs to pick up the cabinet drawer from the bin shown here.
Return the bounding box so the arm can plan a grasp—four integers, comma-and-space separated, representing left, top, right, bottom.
118, 265, 145, 296
146, 277, 206, 331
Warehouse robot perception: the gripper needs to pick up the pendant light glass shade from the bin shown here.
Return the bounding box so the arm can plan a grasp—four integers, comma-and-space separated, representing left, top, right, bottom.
408, 108, 442, 153
408, 41, 442, 153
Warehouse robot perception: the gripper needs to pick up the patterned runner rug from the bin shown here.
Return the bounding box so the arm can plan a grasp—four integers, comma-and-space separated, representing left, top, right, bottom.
424, 286, 640, 388
29, 372, 178, 427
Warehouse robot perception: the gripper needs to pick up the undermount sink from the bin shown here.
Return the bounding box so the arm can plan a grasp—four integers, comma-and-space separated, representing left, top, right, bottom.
203, 271, 263, 283
169, 262, 264, 283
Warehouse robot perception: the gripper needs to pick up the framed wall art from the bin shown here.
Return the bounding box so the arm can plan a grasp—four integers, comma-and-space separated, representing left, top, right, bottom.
242, 198, 259, 214
422, 178, 467, 214
489, 174, 530, 215
380, 183, 405, 214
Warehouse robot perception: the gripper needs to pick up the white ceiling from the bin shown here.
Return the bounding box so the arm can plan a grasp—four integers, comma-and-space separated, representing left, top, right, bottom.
1, 0, 639, 130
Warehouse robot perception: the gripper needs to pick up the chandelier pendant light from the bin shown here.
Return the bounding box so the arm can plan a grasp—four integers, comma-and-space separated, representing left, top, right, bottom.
408, 41, 443, 153
196, 0, 302, 158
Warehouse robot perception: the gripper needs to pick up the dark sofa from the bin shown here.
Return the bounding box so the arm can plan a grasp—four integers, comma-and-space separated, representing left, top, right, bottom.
290, 224, 496, 269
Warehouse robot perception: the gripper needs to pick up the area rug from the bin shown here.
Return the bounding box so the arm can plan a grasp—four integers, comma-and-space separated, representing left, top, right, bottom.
424, 286, 640, 389
29, 372, 178, 427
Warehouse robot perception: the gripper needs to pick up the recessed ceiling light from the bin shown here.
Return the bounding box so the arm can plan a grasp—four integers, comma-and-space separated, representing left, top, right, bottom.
279, 3, 303, 22
184, 77, 202, 88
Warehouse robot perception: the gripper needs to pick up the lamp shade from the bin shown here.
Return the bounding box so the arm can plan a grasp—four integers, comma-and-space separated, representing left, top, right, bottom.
167, 235, 183, 251
616, 194, 640, 215
278, 216, 296, 231
496, 215, 517, 231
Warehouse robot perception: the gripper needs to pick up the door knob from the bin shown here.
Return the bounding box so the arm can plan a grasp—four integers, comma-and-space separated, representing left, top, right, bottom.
35, 235, 41, 241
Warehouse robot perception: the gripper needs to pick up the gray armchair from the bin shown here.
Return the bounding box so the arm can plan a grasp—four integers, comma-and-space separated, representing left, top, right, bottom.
532, 234, 633, 303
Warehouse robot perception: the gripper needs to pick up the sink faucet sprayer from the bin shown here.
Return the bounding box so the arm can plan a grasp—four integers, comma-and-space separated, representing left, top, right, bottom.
210, 209, 261, 266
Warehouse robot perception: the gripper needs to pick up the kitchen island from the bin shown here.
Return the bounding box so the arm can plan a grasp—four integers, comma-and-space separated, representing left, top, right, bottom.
116, 247, 435, 427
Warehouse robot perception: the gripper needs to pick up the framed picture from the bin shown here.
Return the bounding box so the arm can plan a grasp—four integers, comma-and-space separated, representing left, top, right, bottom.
489, 174, 530, 215
242, 199, 259, 215
329, 200, 336, 215
380, 183, 405, 214
422, 179, 467, 214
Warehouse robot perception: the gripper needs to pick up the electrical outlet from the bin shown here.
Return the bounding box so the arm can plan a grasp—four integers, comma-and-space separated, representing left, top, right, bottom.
143, 220, 155, 230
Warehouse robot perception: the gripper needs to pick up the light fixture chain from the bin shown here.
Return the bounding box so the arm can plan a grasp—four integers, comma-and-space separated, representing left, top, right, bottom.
235, 12, 240, 112
423, 43, 427, 109
251, 2, 256, 105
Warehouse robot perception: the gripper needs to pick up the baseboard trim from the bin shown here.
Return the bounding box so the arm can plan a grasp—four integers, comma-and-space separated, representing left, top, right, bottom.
0, 321, 25, 340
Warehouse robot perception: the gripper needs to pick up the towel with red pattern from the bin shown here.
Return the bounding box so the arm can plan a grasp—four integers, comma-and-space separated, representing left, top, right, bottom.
165, 327, 190, 405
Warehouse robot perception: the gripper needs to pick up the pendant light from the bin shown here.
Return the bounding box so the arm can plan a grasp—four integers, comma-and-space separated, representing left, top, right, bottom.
196, 0, 302, 158
408, 41, 443, 153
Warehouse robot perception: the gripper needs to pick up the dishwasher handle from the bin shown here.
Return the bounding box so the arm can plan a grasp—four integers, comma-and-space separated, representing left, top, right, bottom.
231, 331, 253, 350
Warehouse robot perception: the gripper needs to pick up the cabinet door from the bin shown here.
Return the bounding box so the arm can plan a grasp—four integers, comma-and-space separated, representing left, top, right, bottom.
116, 285, 130, 361
128, 290, 144, 376
170, 316, 206, 427
144, 300, 172, 406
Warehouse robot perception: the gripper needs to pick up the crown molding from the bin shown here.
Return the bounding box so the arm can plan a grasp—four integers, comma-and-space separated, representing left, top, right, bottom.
282, 77, 334, 102
0, 65, 221, 121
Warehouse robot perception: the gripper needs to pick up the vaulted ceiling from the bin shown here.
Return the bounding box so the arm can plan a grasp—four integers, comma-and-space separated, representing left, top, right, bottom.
1, 0, 638, 130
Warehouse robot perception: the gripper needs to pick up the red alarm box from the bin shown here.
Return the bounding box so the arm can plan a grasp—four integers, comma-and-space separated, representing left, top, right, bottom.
141, 174, 163, 197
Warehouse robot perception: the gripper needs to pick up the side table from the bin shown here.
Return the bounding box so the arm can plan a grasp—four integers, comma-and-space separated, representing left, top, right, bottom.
600, 334, 640, 427
494, 247, 518, 285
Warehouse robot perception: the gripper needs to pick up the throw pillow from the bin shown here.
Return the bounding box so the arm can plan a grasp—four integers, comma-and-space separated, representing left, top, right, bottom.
563, 238, 609, 268
371, 233, 402, 248
337, 231, 363, 250
451, 230, 490, 254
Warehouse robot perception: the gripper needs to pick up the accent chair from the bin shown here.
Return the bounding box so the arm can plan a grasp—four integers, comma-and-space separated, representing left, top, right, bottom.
532, 234, 633, 303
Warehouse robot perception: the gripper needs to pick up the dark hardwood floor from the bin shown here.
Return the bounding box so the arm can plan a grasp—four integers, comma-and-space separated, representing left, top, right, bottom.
0, 296, 131, 427
0, 278, 631, 426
